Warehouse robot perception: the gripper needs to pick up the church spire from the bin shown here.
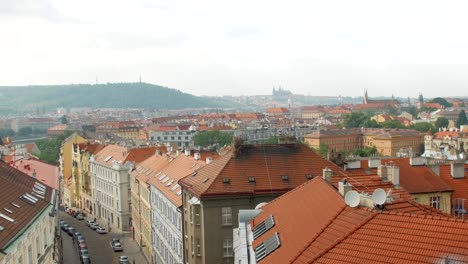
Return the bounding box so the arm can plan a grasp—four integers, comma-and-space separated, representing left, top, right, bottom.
364, 89, 368, 104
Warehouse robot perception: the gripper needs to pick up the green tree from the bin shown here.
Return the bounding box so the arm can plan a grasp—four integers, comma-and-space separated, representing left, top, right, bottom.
435, 117, 449, 129
35, 132, 72, 165
429, 97, 453, 108
342, 112, 378, 128
263, 136, 279, 144
18, 126, 33, 136
0, 128, 15, 138
381, 120, 405, 129
456, 110, 468, 127
411, 122, 435, 133
352, 146, 377, 157
60, 115, 68, 124
316, 142, 329, 158
193, 130, 233, 149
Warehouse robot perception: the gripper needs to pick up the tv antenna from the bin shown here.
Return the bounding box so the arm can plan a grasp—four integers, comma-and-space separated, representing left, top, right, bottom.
372, 188, 387, 205
345, 190, 360, 208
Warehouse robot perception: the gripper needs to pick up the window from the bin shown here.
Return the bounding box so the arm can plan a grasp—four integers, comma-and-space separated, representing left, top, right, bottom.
36, 237, 40, 257
191, 236, 194, 255
196, 238, 201, 256
430, 196, 441, 210
223, 239, 233, 257
221, 207, 232, 226
194, 206, 200, 226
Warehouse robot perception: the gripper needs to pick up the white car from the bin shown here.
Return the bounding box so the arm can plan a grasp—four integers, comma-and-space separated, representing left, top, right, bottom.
96, 227, 107, 234
89, 223, 99, 230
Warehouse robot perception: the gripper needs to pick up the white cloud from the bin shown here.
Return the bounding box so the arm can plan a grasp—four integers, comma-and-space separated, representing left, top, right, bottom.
0, 0, 467, 98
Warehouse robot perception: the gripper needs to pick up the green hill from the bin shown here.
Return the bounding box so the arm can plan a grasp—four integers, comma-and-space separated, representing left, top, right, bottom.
0, 82, 239, 114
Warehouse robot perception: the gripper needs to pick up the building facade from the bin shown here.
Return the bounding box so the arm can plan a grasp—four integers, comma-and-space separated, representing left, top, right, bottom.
59, 133, 86, 207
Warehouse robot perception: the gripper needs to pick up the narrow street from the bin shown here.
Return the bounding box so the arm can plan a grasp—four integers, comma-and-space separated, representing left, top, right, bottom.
60, 211, 130, 264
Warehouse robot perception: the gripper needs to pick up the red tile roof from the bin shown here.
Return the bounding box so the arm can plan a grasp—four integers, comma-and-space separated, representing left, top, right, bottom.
438, 163, 468, 201
434, 131, 461, 140
124, 147, 158, 164
10, 158, 59, 190
345, 158, 454, 194
0, 162, 53, 250
148, 154, 205, 207
250, 176, 466, 263
265, 107, 289, 114
179, 144, 344, 198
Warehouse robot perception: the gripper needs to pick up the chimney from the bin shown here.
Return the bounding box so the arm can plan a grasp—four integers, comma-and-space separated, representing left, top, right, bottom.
206, 157, 213, 164
368, 158, 380, 168
32, 169, 37, 179
429, 163, 440, 176
184, 149, 191, 156
378, 164, 399, 188
168, 146, 173, 153
194, 152, 201, 161
409, 157, 425, 166
338, 179, 352, 197
451, 162, 465, 179
322, 167, 332, 183
176, 150, 181, 157
345, 160, 361, 169
155, 149, 161, 156
377, 165, 388, 180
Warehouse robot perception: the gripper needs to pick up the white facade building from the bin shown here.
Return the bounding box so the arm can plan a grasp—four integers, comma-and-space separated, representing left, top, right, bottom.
90, 145, 133, 231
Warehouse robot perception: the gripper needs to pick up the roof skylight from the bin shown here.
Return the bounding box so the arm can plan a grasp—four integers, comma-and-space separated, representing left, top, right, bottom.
255, 232, 281, 262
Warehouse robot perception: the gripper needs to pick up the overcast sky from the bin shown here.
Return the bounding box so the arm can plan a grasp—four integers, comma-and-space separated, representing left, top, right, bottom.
1, 0, 468, 98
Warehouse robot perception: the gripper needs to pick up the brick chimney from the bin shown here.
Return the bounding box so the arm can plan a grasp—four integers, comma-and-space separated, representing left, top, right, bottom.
338, 179, 352, 197
377, 164, 399, 188
194, 152, 201, 161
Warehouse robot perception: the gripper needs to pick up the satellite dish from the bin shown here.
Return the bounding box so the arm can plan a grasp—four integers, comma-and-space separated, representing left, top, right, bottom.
255, 202, 268, 210
372, 188, 387, 205
345, 190, 360, 208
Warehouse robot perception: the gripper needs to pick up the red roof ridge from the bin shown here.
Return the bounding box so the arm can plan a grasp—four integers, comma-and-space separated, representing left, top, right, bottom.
306, 210, 379, 263
255, 177, 344, 213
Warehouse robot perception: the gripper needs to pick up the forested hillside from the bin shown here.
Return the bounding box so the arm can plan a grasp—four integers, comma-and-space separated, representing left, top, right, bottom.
0, 82, 238, 114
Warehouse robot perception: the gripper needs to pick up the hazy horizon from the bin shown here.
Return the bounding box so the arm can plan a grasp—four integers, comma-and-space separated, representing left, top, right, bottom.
2, 0, 468, 98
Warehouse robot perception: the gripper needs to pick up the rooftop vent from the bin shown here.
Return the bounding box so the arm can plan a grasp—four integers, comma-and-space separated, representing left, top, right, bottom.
222, 178, 230, 184
255, 232, 281, 262
305, 174, 313, 180
202, 178, 209, 183
248, 177, 256, 183
281, 175, 288, 181
253, 215, 275, 239
171, 184, 180, 191
11, 203, 20, 208
3, 208, 13, 214
192, 171, 198, 177
176, 190, 182, 196
0, 225, 4, 231
0, 213, 15, 223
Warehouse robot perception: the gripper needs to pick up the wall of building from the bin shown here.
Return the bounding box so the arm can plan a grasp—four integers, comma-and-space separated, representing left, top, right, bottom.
412, 192, 452, 215
184, 193, 278, 264
152, 185, 183, 264
0, 204, 55, 264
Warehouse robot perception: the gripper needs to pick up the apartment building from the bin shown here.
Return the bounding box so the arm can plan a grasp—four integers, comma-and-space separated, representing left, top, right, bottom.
71, 142, 104, 214
305, 128, 424, 156
178, 143, 343, 264
149, 151, 206, 264
130, 148, 169, 263
148, 124, 196, 149
59, 133, 86, 208
0, 162, 56, 264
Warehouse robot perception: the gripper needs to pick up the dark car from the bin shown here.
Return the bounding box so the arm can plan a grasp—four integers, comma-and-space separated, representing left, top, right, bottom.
61, 223, 69, 231
76, 237, 86, 245
79, 249, 89, 257
67, 227, 76, 236
81, 254, 91, 264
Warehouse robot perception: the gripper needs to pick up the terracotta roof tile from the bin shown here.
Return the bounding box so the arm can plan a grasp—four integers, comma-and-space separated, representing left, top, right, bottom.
0, 162, 53, 250
179, 144, 344, 198
10, 158, 59, 190
147, 154, 205, 207
439, 163, 468, 201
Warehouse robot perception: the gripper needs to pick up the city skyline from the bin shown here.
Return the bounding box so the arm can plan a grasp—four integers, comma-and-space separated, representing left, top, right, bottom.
2, 0, 468, 98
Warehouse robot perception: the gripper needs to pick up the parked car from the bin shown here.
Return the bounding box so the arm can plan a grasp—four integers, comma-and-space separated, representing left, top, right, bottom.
79, 249, 89, 257
81, 254, 91, 264
111, 241, 123, 252
119, 256, 129, 264
61, 223, 69, 231
67, 227, 76, 236
89, 223, 99, 230
76, 237, 86, 245
96, 227, 107, 234
86, 220, 95, 227
78, 243, 88, 250
76, 214, 84, 220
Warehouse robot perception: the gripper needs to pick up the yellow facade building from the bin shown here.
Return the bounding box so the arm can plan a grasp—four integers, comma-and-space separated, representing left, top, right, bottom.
60, 133, 86, 207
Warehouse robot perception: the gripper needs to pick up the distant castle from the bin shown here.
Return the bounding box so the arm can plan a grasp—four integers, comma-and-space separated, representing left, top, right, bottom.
363, 89, 399, 106
272, 86, 292, 97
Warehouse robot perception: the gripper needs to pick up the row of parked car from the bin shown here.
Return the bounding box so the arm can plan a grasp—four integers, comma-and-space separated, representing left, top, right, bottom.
60, 220, 91, 264
85, 219, 108, 234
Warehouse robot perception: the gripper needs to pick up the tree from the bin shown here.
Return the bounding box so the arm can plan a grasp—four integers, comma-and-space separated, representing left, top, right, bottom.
381, 120, 405, 129
60, 115, 68, 124
342, 112, 376, 128
193, 130, 233, 149
316, 142, 329, 158
435, 117, 449, 129
456, 110, 468, 127
35, 132, 72, 165
429, 97, 453, 108
352, 146, 377, 157
263, 136, 279, 144
18, 126, 33, 136
411, 122, 435, 133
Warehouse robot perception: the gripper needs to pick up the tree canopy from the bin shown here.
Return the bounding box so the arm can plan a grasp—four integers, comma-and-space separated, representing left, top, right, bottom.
411, 122, 435, 133
429, 97, 453, 108
435, 117, 449, 129
193, 130, 233, 149
342, 112, 380, 128
456, 110, 468, 127
35, 131, 73, 165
